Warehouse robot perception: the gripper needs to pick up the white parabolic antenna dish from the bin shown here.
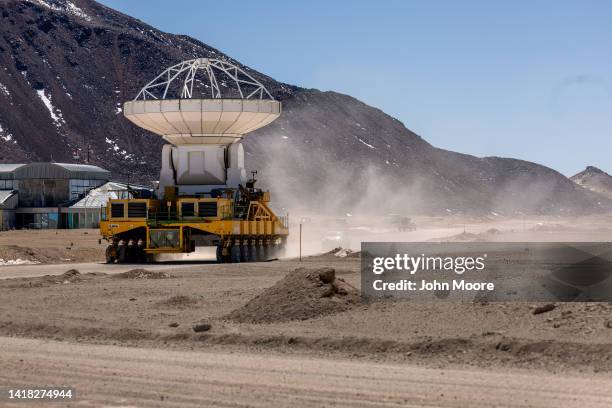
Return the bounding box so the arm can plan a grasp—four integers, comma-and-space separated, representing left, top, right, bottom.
123, 58, 281, 145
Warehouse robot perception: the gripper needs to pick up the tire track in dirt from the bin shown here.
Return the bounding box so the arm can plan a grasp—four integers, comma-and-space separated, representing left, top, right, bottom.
1, 336, 611, 407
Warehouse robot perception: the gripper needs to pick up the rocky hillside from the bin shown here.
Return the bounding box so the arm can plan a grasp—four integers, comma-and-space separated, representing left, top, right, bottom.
0, 0, 609, 215
570, 166, 612, 201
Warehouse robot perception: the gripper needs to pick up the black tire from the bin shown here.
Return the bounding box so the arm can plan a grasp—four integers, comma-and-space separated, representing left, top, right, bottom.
126, 247, 135, 263
117, 245, 127, 263
263, 245, 271, 261
216, 245, 223, 262
105, 245, 115, 264
230, 245, 241, 263
240, 245, 250, 262
137, 247, 147, 263
256, 246, 265, 262
248, 245, 257, 262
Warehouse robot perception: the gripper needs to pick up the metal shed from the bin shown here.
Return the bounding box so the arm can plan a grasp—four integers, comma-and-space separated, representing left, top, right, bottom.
12, 163, 109, 180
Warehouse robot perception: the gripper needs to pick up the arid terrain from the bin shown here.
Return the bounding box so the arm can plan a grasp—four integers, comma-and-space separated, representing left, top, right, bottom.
0, 228, 105, 264
0, 216, 612, 406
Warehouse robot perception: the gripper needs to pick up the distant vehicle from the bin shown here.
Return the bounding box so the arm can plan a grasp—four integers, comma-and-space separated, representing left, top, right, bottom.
384, 213, 416, 232
398, 216, 416, 232
384, 213, 403, 225
321, 230, 351, 252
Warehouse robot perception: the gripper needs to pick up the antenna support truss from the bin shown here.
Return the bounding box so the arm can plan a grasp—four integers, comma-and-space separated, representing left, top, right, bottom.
134, 58, 274, 101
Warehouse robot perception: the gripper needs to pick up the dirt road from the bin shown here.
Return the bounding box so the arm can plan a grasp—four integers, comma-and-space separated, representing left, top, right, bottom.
1, 336, 610, 408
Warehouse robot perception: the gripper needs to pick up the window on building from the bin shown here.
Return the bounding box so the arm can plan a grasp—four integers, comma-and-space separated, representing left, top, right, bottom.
69, 179, 105, 201
0, 180, 14, 190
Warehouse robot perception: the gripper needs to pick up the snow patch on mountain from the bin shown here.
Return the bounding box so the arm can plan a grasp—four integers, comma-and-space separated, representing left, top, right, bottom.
0, 83, 9, 97
36, 89, 65, 127
29, 0, 92, 22
357, 137, 376, 149
0, 123, 16, 144
105, 137, 120, 152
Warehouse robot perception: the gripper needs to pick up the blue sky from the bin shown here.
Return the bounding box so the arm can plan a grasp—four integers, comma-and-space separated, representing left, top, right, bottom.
99, 0, 612, 176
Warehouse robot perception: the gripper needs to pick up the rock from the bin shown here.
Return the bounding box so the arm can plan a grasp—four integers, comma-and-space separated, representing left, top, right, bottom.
496, 341, 512, 352
168, 322, 179, 328
318, 268, 335, 284
129, 297, 136, 301
192, 322, 211, 332
532, 303, 556, 315
63, 269, 80, 278
605, 319, 612, 329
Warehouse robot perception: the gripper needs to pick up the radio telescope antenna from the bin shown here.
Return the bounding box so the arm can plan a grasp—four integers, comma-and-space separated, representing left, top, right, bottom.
122, 58, 281, 194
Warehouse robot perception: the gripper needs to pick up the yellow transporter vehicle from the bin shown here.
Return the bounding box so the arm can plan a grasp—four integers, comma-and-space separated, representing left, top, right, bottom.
100, 58, 289, 263
100, 185, 289, 263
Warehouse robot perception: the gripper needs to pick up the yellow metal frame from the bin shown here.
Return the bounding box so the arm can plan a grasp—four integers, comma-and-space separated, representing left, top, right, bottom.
100, 196, 289, 254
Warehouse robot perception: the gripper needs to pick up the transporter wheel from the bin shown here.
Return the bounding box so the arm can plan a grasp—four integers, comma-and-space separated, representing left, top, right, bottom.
256, 245, 265, 262
262, 245, 271, 261
216, 245, 223, 263
267, 245, 277, 260
248, 245, 257, 262
126, 247, 135, 263
276, 245, 287, 259
117, 245, 127, 263
137, 247, 147, 263
240, 245, 250, 263
105, 245, 116, 264
230, 245, 241, 263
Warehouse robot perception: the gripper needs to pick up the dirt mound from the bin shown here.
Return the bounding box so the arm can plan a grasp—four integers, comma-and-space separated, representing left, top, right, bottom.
0, 245, 39, 265
60, 269, 82, 282
226, 267, 360, 323
7, 269, 88, 288
114, 269, 172, 280
0, 230, 107, 264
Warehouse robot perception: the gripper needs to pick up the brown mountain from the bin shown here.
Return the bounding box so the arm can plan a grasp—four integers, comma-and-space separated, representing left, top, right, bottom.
0, 0, 608, 215
570, 166, 612, 201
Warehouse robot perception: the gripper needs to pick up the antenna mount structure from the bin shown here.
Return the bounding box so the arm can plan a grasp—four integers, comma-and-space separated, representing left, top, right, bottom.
134, 58, 273, 101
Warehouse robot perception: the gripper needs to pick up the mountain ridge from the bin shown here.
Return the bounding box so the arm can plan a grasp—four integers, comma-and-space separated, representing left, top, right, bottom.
570, 166, 612, 201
